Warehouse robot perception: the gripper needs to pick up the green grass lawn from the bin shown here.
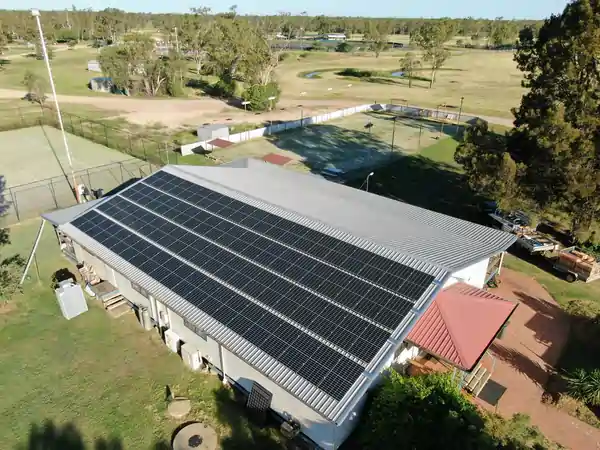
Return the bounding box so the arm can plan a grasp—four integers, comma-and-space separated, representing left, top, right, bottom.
1, 220, 284, 449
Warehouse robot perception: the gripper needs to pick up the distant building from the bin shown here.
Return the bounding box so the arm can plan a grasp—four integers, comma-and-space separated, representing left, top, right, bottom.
318, 33, 347, 41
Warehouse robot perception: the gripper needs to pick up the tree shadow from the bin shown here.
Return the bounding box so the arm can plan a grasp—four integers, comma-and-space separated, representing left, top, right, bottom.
15, 419, 171, 450
213, 385, 285, 450
264, 124, 398, 174
490, 342, 552, 388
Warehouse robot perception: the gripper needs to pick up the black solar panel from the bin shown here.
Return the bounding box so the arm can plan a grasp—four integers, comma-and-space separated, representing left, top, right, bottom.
143, 171, 435, 296
96, 197, 388, 363
117, 184, 418, 329
71, 210, 363, 401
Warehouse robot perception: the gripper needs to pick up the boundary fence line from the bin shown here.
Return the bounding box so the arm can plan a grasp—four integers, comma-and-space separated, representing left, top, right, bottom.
180, 103, 480, 155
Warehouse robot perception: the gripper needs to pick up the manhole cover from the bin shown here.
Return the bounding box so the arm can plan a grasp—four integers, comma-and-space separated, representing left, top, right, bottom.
173, 422, 217, 450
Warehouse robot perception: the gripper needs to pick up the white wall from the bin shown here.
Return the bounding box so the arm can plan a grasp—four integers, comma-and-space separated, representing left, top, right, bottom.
444, 257, 490, 289
168, 309, 222, 371
112, 270, 151, 309
221, 346, 339, 450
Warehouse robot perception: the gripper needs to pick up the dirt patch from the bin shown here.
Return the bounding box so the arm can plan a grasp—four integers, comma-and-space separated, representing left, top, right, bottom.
0, 302, 17, 315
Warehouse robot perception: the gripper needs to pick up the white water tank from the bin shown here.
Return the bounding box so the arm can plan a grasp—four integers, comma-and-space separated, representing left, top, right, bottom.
55, 280, 88, 320
181, 343, 202, 371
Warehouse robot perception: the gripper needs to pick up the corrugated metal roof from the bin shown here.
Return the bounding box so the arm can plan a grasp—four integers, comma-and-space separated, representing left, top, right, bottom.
407, 283, 517, 371
62, 222, 448, 423
165, 160, 516, 272
42, 199, 104, 225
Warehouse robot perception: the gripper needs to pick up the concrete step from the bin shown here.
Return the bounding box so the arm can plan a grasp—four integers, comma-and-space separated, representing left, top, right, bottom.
104, 295, 125, 309
108, 303, 131, 318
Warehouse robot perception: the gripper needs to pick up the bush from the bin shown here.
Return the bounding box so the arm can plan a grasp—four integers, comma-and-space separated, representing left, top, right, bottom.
309, 40, 325, 51
335, 41, 353, 53
241, 82, 281, 111
211, 78, 237, 98
337, 68, 373, 78
564, 368, 600, 406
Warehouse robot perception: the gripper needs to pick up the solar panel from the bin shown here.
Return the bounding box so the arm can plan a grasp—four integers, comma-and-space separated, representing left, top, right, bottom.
96, 198, 388, 364
246, 382, 273, 426
71, 210, 363, 401
143, 171, 435, 296
117, 184, 418, 329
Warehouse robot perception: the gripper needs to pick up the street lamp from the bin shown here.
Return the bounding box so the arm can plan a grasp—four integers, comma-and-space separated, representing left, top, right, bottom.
31, 8, 79, 202
456, 96, 465, 132
366, 172, 374, 192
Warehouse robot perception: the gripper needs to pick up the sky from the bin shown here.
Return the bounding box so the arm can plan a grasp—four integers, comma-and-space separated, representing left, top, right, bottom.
13, 0, 570, 20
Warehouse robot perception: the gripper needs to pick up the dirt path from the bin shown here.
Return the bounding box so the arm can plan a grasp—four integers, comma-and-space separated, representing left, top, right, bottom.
474, 269, 600, 450
0, 88, 514, 128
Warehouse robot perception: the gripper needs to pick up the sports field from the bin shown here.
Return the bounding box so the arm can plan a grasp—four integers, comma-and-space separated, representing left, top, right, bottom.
210, 112, 457, 173
2, 126, 133, 187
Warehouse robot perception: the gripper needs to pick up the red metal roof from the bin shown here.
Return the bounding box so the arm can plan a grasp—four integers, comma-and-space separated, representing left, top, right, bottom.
407, 283, 517, 371
208, 138, 233, 148
262, 153, 293, 166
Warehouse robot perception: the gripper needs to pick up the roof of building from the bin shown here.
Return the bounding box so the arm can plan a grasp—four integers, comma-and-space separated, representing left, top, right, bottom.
207, 138, 233, 148
41, 199, 102, 226
165, 159, 515, 272
262, 153, 293, 166
407, 282, 517, 371
58, 160, 514, 424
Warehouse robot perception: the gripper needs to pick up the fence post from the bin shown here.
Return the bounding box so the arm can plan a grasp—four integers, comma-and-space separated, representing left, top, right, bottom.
165, 142, 169, 164
119, 163, 124, 183
104, 124, 109, 147
18, 104, 23, 127
10, 188, 20, 223
79, 117, 84, 137
49, 178, 58, 208
86, 169, 92, 190
68, 114, 74, 133
141, 139, 148, 161
128, 135, 133, 156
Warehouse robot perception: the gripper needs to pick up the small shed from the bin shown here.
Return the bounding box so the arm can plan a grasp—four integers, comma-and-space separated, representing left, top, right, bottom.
87, 60, 102, 72
89, 77, 114, 93
197, 124, 229, 142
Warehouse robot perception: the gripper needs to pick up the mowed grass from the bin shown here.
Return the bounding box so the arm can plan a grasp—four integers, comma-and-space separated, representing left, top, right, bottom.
0, 46, 106, 96
0, 220, 284, 449
277, 48, 524, 119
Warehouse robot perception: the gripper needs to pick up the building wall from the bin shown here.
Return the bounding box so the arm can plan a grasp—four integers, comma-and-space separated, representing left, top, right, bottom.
444, 257, 490, 289
220, 346, 339, 450
112, 270, 151, 309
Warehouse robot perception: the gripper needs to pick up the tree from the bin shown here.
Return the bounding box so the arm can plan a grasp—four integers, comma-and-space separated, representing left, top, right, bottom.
454, 119, 523, 211
490, 18, 515, 47
509, 0, 600, 235
358, 371, 493, 450
0, 177, 24, 303
35, 41, 54, 60
399, 52, 421, 88
370, 39, 388, 58
22, 70, 47, 106
364, 22, 390, 58
181, 8, 213, 75
335, 41, 352, 53
410, 21, 453, 87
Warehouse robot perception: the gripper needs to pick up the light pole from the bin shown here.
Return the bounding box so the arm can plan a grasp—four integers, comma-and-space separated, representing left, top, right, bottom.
31, 8, 79, 202
298, 104, 304, 127
366, 172, 374, 192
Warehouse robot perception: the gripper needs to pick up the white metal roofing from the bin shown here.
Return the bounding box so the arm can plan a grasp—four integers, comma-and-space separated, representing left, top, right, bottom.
60, 160, 513, 424
176, 159, 516, 272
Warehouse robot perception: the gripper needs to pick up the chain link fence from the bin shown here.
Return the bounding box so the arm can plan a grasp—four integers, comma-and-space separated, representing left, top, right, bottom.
1, 104, 180, 166
1, 159, 157, 227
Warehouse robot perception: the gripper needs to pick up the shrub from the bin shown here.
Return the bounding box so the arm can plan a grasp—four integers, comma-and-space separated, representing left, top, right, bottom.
337, 68, 373, 78
211, 77, 237, 98
564, 368, 600, 406
241, 82, 281, 111
67, 40, 77, 49
335, 41, 353, 53
309, 40, 325, 51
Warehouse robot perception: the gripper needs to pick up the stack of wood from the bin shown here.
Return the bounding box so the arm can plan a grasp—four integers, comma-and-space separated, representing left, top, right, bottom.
78, 262, 101, 285
561, 249, 595, 272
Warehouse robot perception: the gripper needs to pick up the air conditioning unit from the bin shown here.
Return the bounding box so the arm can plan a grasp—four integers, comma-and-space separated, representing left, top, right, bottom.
181, 343, 202, 371
164, 329, 181, 353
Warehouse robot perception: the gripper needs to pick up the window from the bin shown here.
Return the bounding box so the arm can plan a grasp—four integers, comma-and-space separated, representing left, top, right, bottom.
184, 318, 207, 340
131, 281, 149, 298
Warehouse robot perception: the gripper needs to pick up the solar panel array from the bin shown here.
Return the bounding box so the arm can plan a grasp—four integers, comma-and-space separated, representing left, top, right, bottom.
70, 170, 437, 402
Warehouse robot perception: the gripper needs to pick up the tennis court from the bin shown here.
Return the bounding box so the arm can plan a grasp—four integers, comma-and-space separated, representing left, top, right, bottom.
1, 126, 133, 187
209, 111, 456, 173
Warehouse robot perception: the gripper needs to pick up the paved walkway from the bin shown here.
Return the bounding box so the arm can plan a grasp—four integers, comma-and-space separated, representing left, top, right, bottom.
474, 269, 600, 449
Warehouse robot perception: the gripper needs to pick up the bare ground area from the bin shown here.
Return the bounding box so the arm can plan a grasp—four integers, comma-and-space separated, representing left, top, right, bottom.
0, 88, 514, 128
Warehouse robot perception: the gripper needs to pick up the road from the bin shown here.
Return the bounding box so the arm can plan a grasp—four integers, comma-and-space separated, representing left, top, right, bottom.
0, 87, 514, 128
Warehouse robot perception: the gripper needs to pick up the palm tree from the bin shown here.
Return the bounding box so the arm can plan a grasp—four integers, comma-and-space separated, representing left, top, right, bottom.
399, 52, 421, 88
564, 368, 600, 406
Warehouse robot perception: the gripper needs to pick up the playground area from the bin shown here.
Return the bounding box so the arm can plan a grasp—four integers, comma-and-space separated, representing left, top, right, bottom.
209, 111, 459, 173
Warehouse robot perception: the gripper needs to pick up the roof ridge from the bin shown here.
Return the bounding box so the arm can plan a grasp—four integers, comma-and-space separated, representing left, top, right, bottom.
435, 288, 470, 368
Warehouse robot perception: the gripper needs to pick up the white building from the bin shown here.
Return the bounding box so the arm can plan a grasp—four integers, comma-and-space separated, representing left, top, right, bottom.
44, 159, 515, 450
318, 33, 347, 41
